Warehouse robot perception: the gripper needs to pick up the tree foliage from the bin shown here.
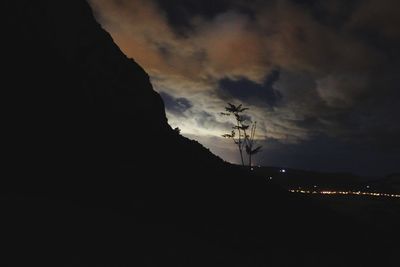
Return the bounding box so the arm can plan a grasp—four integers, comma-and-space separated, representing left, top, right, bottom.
221, 103, 262, 167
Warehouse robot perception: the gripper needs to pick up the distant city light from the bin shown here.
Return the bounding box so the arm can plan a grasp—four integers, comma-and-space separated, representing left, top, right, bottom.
280, 169, 286, 173
289, 189, 400, 198
251, 168, 254, 171
269, 177, 273, 180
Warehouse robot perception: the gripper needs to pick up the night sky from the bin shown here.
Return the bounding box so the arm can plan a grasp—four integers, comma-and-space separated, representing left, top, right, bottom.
89, 0, 400, 176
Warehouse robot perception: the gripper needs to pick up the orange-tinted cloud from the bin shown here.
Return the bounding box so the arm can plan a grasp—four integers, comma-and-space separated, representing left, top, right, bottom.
88, 0, 400, 170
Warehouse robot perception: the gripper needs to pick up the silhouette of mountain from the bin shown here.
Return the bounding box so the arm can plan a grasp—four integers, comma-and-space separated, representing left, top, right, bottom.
3, 0, 225, 196
2, 1, 399, 266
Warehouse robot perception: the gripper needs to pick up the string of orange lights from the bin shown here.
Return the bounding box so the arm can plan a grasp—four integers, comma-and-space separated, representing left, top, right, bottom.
289, 189, 400, 198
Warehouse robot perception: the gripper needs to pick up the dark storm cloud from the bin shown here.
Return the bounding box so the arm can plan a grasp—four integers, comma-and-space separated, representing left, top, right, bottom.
218, 70, 282, 107
154, 0, 233, 33
159, 91, 192, 116
89, 0, 400, 174
289, 0, 359, 28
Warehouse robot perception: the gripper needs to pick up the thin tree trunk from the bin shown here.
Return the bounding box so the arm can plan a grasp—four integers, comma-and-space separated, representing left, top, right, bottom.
249, 154, 252, 168
239, 148, 244, 166
236, 120, 245, 166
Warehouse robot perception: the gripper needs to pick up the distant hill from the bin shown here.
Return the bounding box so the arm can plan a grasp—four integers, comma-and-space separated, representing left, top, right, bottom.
254, 166, 361, 188
370, 173, 400, 193
253, 166, 400, 193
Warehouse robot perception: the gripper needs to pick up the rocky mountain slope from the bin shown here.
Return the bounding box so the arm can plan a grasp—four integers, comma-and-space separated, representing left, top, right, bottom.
3, 0, 227, 195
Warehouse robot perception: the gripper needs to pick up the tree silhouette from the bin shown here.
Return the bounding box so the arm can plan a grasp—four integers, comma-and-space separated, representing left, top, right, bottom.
221, 103, 262, 167
245, 122, 262, 167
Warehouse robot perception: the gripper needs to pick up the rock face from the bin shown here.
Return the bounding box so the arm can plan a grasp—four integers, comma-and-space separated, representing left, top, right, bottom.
3, 0, 228, 196
4, 1, 214, 179
5, 0, 167, 167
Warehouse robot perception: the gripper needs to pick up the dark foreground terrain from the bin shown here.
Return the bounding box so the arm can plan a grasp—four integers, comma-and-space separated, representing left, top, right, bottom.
2, 1, 399, 266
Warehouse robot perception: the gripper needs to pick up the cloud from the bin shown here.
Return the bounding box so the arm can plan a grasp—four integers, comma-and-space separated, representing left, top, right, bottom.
316, 73, 368, 108
88, 0, 400, 174
218, 70, 282, 107
348, 0, 400, 41
159, 92, 192, 116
